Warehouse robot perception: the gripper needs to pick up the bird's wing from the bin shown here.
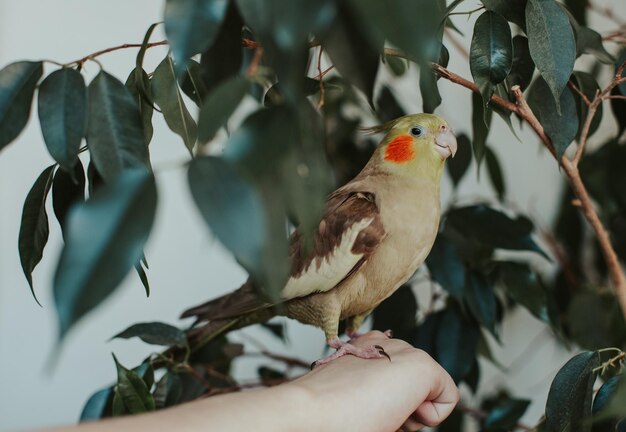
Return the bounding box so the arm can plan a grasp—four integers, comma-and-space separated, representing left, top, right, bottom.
181, 188, 385, 321
282, 188, 385, 300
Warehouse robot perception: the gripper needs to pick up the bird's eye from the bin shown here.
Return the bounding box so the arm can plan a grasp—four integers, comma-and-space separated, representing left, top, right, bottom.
410, 126, 424, 137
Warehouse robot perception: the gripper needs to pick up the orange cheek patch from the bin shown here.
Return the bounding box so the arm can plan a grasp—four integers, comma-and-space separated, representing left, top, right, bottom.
384, 135, 415, 163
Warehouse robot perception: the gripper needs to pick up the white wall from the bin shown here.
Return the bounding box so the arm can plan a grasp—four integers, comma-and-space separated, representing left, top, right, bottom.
0, 1, 622, 430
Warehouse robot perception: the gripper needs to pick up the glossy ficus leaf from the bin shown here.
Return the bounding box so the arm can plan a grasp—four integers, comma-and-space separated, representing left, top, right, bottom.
0, 61, 43, 151
611, 87, 626, 138
125, 68, 154, 146
38, 68, 87, 173
527, 76, 578, 159
480, 0, 527, 29
574, 26, 614, 65
86, 71, 148, 182
485, 146, 505, 201
133, 361, 155, 390
197, 77, 249, 143
617, 49, 626, 96
53, 169, 157, 339
323, 2, 379, 105
565, 0, 586, 26
446, 134, 472, 187
426, 235, 466, 299
484, 398, 531, 430
506, 35, 535, 91
464, 271, 497, 336
376, 86, 406, 123
471, 92, 492, 168
372, 284, 418, 342
179, 60, 208, 106
52, 160, 86, 239
545, 351, 600, 432
18, 165, 55, 303
112, 354, 155, 415
526, 0, 576, 109
497, 262, 548, 322
151, 56, 197, 153
598, 368, 626, 419
112, 322, 187, 347
164, 0, 229, 76
420, 62, 442, 114
154, 373, 183, 409
264, 78, 321, 108
470, 11, 513, 108
80, 386, 114, 421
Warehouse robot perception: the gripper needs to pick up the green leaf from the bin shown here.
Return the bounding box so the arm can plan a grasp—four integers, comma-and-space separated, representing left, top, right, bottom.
485, 146, 505, 201
133, 361, 155, 390
384, 55, 408, 77
87, 71, 148, 182
611, 87, 626, 138
197, 77, 249, 143
426, 235, 466, 299
154, 373, 182, 409
52, 160, 85, 239
573, 26, 614, 64
435, 303, 481, 382
18, 165, 55, 303
471, 92, 492, 168
617, 49, 626, 96
151, 56, 197, 153
446, 133, 472, 187
527, 76, 578, 159
263, 78, 321, 108
112, 354, 155, 414
485, 398, 531, 430
481, 0, 527, 29
572, 72, 602, 140
179, 60, 208, 106
526, 0, 576, 109
497, 262, 548, 322
38, 69, 86, 172
376, 86, 406, 123
323, 2, 380, 105
188, 156, 271, 292
125, 68, 154, 146
506, 35, 535, 91
199, 2, 244, 93
0, 61, 43, 151
134, 260, 150, 297
420, 62, 442, 113
112, 322, 187, 347
470, 11, 513, 108
464, 271, 497, 336
372, 284, 418, 342
80, 387, 113, 421
164, 0, 229, 76
565, 0, 586, 26
601, 368, 626, 418
545, 351, 600, 432
54, 169, 157, 339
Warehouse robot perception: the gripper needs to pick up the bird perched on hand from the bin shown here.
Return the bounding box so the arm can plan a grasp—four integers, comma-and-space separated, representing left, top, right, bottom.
182, 113, 457, 366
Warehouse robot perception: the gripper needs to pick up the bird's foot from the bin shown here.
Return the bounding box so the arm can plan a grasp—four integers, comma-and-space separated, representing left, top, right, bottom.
311, 337, 391, 369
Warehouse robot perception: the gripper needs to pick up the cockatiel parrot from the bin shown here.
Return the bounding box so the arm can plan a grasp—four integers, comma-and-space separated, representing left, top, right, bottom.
182, 113, 457, 366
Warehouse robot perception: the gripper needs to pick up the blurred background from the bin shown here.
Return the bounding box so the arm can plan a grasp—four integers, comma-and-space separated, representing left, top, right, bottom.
0, 0, 623, 430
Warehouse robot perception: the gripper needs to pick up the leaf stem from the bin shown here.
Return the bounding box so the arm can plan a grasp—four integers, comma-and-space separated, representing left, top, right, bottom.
63, 40, 168, 68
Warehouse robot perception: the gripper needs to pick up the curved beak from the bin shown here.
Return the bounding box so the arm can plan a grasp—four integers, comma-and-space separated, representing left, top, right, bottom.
435, 127, 457, 159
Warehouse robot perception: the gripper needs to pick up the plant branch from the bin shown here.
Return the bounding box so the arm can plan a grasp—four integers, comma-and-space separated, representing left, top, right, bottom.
65, 40, 168, 68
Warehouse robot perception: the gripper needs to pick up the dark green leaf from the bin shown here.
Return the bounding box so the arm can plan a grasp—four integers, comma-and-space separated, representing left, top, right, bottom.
164, 0, 229, 76
125, 68, 154, 146
112, 322, 187, 347
485, 146, 505, 201
471, 91, 492, 167
134, 260, 150, 297
617, 49, 626, 96
565, 0, 586, 26
601, 368, 626, 418
464, 271, 497, 336
497, 262, 548, 322
384, 55, 407, 77
470, 11, 513, 108
435, 303, 481, 382
481, 0, 527, 29
179, 60, 208, 106
372, 284, 418, 341
80, 387, 113, 421
446, 133, 472, 187
545, 351, 600, 432
87, 71, 148, 182
263, 78, 322, 108
260, 322, 288, 342
136, 22, 161, 75
420, 62, 442, 113
0, 61, 43, 151
154, 373, 182, 409
376, 86, 406, 123
133, 362, 155, 390
610, 87, 626, 137
323, 2, 380, 105
426, 235, 466, 299
567, 291, 625, 351
38, 69, 86, 172
197, 77, 249, 143
199, 2, 244, 93
54, 169, 157, 339
526, 0, 576, 109
52, 160, 85, 239
573, 26, 614, 64
573, 72, 602, 140
151, 56, 197, 153
506, 35, 535, 91
527, 76, 578, 159
18, 165, 55, 303
485, 398, 531, 430
112, 354, 155, 414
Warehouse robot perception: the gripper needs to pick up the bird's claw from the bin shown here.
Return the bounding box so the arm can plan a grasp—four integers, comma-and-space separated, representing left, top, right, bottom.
374, 345, 391, 361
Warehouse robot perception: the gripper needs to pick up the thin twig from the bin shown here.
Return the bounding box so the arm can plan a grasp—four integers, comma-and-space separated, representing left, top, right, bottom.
65, 40, 168, 67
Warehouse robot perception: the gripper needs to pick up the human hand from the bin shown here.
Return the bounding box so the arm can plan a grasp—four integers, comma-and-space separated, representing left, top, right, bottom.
291, 331, 459, 432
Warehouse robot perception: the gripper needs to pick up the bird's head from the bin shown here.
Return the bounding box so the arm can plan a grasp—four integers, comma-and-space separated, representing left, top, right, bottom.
368, 113, 457, 181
